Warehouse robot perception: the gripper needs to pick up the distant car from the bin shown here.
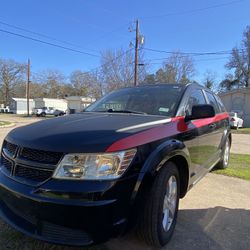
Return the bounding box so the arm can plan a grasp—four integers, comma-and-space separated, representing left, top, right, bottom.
229, 112, 243, 129
0, 107, 10, 113
33, 107, 65, 117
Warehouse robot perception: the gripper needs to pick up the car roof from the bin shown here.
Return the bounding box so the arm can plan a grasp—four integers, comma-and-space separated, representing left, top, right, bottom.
118, 82, 208, 91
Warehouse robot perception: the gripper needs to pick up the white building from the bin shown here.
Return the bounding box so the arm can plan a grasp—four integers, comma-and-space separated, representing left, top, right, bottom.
66, 96, 96, 114
34, 98, 68, 112
9, 98, 35, 114
219, 88, 250, 127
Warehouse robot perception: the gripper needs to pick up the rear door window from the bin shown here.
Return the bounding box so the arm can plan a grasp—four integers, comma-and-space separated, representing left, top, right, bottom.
204, 91, 220, 114
214, 95, 226, 113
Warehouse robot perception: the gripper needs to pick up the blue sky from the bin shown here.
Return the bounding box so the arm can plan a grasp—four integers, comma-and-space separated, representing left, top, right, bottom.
1, 0, 250, 83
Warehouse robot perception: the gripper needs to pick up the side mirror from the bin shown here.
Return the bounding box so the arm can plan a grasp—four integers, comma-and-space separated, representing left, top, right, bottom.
185, 104, 215, 122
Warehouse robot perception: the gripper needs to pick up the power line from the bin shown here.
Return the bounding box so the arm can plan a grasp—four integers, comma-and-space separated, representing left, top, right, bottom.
0, 27, 134, 75
0, 28, 100, 58
142, 47, 232, 56
140, 0, 244, 20
0, 20, 132, 52
0, 20, 99, 53
145, 56, 230, 65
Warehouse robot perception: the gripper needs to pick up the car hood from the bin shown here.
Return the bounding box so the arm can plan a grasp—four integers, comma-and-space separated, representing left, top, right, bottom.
5, 112, 171, 153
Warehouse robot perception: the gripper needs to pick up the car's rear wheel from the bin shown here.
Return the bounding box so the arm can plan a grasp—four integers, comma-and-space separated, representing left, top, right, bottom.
217, 137, 230, 169
138, 162, 180, 247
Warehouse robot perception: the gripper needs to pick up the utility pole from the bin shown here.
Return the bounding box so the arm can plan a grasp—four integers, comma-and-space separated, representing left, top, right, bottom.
26, 59, 30, 116
134, 19, 139, 86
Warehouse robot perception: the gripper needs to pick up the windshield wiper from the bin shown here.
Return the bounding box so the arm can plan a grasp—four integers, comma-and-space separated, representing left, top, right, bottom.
106, 109, 147, 114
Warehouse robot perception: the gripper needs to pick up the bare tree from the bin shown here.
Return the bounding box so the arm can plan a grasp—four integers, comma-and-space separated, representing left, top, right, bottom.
202, 70, 217, 90
0, 59, 26, 105
35, 70, 66, 98
100, 48, 146, 92
70, 70, 102, 98
151, 52, 195, 84
70, 70, 90, 96
219, 73, 239, 92
226, 26, 250, 88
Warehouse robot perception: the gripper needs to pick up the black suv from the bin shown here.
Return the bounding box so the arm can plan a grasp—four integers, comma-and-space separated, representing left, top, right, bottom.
0, 83, 231, 247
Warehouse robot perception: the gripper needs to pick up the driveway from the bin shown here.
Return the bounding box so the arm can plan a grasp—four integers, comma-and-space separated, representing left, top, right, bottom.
231, 133, 250, 154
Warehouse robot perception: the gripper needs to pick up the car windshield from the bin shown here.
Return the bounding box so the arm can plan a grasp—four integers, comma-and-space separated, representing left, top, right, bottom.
229, 112, 236, 116
85, 84, 185, 117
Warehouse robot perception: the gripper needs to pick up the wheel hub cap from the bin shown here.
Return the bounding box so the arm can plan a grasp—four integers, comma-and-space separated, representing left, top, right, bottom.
162, 175, 177, 232
224, 140, 230, 166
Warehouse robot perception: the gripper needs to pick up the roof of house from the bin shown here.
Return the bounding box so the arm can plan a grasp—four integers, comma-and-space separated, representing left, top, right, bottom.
219, 88, 250, 97
12, 98, 34, 102
34, 98, 67, 103
65, 96, 96, 102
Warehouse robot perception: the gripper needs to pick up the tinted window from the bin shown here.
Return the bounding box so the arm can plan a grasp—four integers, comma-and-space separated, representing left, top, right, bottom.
214, 95, 226, 113
186, 90, 206, 116
205, 91, 220, 114
86, 85, 186, 117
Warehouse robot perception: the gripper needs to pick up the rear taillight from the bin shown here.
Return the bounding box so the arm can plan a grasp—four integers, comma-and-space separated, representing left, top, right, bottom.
231, 118, 235, 121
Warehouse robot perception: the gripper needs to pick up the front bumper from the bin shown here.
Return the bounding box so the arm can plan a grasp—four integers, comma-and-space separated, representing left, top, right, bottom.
0, 170, 139, 246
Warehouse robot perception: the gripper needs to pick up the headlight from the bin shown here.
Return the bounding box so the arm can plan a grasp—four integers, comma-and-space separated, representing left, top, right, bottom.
53, 148, 137, 180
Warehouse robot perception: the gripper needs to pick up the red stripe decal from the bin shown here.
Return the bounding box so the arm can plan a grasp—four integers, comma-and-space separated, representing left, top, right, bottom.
105, 112, 229, 152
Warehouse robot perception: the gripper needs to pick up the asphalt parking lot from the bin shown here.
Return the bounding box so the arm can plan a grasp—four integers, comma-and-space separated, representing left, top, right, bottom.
0, 114, 250, 250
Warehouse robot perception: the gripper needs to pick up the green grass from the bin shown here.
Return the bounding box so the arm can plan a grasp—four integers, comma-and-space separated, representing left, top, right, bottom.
0, 121, 11, 126
232, 128, 250, 134
213, 153, 250, 181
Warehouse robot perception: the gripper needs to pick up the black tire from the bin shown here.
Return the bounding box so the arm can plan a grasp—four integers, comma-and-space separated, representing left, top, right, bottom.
137, 162, 180, 247
41, 112, 46, 117
216, 137, 230, 169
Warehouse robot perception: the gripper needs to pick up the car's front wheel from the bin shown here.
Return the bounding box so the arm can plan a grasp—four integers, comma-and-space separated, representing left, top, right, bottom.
138, 162, 180, 247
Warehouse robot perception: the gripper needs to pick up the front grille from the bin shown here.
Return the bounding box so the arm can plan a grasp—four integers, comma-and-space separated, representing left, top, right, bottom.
1, 140, 64, 185
20, 147, 63, 165
15, 165, 53, 183
1, 156, 13, 174
3, 141, 18, 156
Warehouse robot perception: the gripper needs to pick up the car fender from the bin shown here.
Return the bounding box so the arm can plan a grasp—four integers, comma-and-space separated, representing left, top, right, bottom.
130, 139, 190, 203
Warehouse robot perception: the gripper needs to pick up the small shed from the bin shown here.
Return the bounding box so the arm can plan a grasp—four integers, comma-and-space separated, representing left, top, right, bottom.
219, 88, 250, 127
66, 96, 96, 114
9, 98, 35, 114
34, 98, 68, 111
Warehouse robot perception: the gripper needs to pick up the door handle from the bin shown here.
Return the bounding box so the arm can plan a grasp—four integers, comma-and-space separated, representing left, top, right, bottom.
209, 123, 216, 129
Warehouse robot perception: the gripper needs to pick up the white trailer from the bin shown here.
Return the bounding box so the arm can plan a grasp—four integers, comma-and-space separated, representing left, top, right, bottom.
9, 98, 35, 114
34, 98, 68, 112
